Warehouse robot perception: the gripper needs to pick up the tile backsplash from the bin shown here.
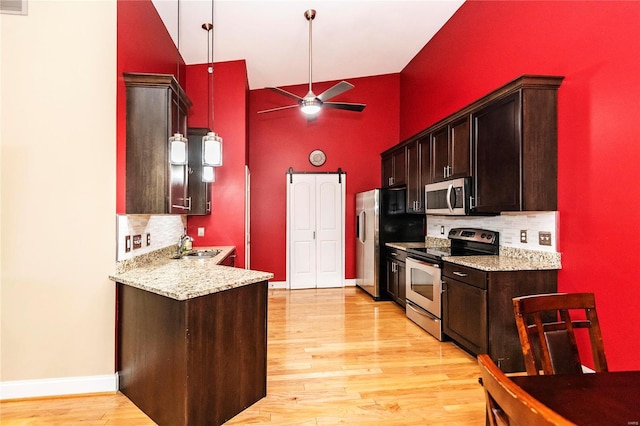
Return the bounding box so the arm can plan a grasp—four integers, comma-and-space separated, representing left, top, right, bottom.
426, 211, 559, 252
116, 215, 186, 261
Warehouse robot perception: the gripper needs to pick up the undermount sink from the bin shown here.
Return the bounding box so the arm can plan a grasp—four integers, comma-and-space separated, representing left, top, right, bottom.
173, 249, 221, 260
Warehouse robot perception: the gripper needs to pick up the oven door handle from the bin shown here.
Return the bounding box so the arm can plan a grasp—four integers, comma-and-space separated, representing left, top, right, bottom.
407, 257, 440, 269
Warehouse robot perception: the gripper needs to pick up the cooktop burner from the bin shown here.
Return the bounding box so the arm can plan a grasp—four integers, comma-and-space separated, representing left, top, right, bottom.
406, 228, 499, 263
409, 246, 451, 257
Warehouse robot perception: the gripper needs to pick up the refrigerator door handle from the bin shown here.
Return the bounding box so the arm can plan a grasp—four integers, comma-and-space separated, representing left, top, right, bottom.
359, 211, 366, 243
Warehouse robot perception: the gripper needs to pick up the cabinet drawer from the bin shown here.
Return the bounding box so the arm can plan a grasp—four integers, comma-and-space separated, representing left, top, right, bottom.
386, 248, 407, 262
443, 262, 486, 289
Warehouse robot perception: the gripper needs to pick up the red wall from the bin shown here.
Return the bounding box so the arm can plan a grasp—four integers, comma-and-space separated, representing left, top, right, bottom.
116, 0, 186, 213
185, 61, 249, 267
401, 0, 640, 371
116, 1, 248, 266
249, 74, 400, 281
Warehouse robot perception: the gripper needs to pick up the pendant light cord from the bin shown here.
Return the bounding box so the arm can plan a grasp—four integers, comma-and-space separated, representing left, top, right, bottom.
176, 0, 181, 86
210, 0, 215, 131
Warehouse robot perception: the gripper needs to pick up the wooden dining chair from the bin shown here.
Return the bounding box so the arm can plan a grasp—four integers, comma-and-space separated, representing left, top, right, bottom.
477, 354, 576, 426
512, 292, 608, 376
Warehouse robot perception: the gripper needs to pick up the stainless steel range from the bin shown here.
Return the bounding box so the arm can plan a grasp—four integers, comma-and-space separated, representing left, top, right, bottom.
405, 228, 499, 340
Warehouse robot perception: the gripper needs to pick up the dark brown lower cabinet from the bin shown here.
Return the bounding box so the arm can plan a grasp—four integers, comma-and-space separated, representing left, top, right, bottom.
442, 262, 557, 373
220, 249, 236, 267
385, 248, 407, 307
117, 281, 267, 425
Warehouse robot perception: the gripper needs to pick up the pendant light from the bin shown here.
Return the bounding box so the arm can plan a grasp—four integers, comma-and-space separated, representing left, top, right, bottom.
202, 1, 223, 176
169, 0, 188, 165
203, 166, 215, 182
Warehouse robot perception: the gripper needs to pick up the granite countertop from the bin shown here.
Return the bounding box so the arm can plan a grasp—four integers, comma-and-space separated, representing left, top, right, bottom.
386, 241, 429, 250
385, 240, 561, 271
442, 254, 560, 271
109, 246, 274, 301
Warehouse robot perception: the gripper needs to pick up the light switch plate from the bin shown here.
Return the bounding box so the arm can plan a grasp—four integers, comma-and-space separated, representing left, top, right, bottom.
198, 227, 205, 237
125, 235, 131, 252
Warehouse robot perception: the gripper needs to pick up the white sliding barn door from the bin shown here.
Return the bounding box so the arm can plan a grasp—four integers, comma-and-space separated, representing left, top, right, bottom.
287, 173, 345, 289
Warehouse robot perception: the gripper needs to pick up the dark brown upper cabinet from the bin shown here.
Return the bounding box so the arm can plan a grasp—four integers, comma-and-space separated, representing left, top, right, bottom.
431, 116, 471, 183
381, 145, 407, 188
472, 77, 563, 213
406, 138, 431, 213
187, 128, 212, 216
124, 73, 192, 214
383, 75, 563, 215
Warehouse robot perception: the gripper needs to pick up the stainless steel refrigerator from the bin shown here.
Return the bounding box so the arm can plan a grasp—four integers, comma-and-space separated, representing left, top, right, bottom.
355, 188, 425, 300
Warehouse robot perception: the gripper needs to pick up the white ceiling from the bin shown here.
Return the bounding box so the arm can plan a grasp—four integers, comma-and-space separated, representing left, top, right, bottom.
151, 0, 464, 90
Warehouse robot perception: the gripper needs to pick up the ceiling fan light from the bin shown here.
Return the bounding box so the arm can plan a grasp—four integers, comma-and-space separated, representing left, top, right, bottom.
301, 99, 321, 115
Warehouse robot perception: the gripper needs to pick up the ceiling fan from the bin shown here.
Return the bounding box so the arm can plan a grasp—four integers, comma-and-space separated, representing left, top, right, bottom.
258, 9, 366, 116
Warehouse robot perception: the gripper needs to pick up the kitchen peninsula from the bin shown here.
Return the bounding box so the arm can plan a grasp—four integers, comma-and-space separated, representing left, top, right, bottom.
109, 246, 273, 425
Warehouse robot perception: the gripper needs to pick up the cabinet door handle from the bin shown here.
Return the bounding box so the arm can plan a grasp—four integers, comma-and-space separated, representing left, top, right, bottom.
453, 271, 468, 277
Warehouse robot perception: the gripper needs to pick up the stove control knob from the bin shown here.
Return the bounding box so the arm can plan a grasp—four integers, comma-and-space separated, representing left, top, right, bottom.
481, 233, 486, 239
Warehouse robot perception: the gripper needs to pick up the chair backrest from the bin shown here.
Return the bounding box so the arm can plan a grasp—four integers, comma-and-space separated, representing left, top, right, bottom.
477, 354, 576, 426
512, 292, 607, 376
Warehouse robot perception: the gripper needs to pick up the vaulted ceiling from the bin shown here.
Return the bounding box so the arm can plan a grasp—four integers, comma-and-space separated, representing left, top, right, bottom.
152, 0, 464, 90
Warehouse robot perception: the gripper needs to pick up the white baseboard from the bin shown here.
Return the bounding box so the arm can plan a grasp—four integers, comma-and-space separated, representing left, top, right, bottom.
1, 374, 118, 400
269, 279, 356, 289
268, 281, 288, 289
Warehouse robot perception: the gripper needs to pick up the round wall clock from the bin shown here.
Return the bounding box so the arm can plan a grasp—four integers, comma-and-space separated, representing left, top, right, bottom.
309, 149, 326, 167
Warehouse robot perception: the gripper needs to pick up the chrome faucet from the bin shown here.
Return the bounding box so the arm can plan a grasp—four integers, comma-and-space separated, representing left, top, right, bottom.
177, 232, 194, 255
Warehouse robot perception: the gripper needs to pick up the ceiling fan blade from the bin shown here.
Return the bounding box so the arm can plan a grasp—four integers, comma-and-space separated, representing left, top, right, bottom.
268, 87, 304, 101
317, 81, 354, 102
322, 101, 366, 112
257, 104, 300, 114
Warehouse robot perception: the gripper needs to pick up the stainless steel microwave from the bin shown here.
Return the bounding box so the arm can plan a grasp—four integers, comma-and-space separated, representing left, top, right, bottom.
425, 177, 472, 215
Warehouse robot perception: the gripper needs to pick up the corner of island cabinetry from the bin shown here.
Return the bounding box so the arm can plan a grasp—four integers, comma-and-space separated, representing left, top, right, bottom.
110, 246, 274, 425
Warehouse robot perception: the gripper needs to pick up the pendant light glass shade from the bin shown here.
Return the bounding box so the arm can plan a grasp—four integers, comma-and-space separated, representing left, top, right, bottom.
169, 133, 188, 165
202, 131, 223, 166
203, 166, 215, 182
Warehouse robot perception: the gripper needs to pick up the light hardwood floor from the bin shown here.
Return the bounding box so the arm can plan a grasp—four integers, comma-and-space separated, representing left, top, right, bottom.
1, 287, 486, 425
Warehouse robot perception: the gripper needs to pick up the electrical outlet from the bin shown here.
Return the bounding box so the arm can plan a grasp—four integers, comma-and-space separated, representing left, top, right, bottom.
125, 235, 131, 253
539, 231, 552, 246
146, 233, 151, 246
520, 230, 528, 243
133, 234, 142, 249
198, 227, 205, 237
